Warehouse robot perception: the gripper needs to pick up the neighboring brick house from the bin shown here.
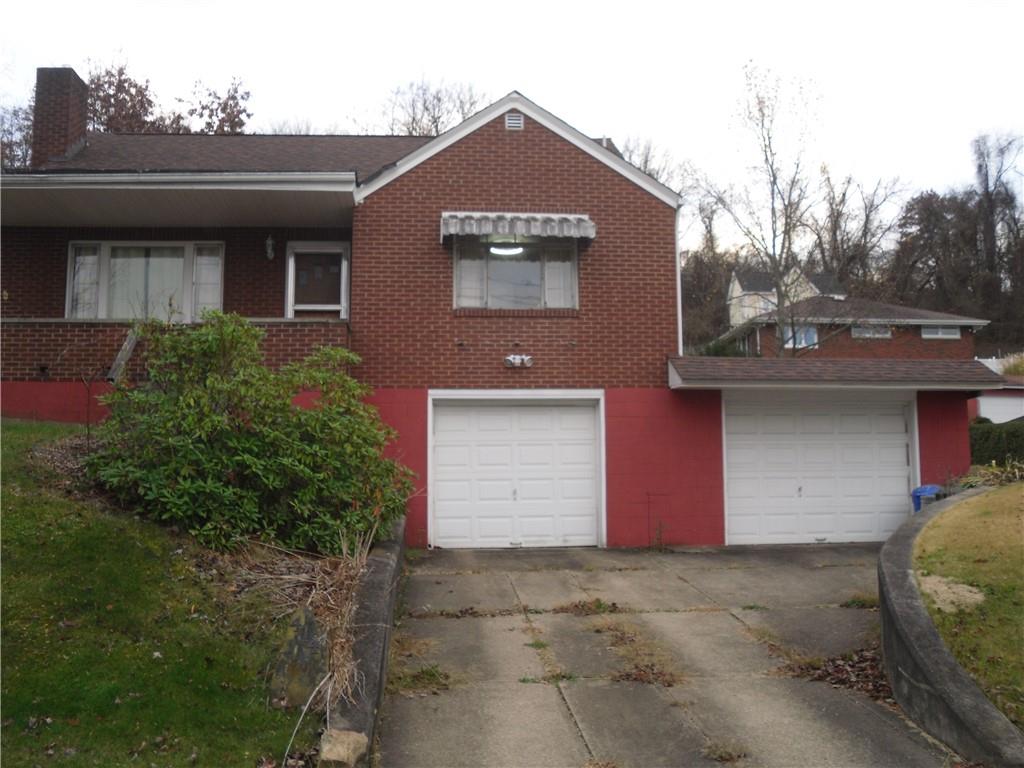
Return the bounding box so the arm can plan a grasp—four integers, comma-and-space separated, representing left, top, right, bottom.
716, 295, 987, 360
1, 67, 1004, 548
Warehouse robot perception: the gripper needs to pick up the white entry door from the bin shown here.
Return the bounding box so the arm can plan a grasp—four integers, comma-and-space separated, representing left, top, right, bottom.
724, 393, 915, 544
432, 402, 600, 548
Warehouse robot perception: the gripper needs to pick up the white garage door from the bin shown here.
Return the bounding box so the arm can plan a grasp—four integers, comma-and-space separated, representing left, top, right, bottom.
724, 393, 914, 545
432, 402, 599, 548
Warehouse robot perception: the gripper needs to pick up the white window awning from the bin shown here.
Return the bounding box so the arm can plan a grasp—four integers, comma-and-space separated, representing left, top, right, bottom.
440, 211, 596, 242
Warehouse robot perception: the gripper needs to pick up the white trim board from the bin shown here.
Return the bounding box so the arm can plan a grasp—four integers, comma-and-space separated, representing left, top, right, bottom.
355, 92, 682, 208
426, 389, 607, 549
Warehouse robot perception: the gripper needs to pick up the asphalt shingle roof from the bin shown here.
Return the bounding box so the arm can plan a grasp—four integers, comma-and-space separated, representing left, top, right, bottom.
670, 357, 1004, 387
35, 132, 435, 179
761, 296, 989, 325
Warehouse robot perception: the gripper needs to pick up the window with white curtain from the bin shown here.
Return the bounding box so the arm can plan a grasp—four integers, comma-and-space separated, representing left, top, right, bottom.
67, 242, 223, 322
783, 324, 818, 349
454, 238, 577, 309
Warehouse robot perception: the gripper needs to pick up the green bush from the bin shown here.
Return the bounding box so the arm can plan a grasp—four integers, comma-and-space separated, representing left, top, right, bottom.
970, 420, 1024, 465
89, 313, 412, 555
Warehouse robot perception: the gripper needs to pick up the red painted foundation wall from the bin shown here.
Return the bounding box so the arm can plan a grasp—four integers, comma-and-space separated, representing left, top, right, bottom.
605, 388, 724, 547
1, 381, 112, 423
367, 389, 430, 548
917, 391, 971, 483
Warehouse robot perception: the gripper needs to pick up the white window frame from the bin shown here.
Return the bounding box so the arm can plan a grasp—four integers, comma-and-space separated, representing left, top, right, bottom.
285, 241, 350, 319
65, 241, 224, 323
452, 237, 579, 310
921, 325, 961, 339
851, 324, 892, 339
783, 324, 818, 349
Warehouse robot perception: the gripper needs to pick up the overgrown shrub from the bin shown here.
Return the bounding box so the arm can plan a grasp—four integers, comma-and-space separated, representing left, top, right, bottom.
88, 313, 412, 555
969, 420, 1024, 465
961, 458, 1024, 487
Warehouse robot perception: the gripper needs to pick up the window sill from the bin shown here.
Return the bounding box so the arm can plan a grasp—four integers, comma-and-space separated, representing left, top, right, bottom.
454, 307, 580, 318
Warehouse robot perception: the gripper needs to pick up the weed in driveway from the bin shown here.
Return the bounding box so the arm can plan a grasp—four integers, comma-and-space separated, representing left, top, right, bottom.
525, 639, 548, 650
591, 617, 681, 686
387, 664, 451, 694
703, 741, 749, 763
553, 598, 622, 616
747, 627, 822, 669
741, 604, 768, 611
840, 591, 879, 609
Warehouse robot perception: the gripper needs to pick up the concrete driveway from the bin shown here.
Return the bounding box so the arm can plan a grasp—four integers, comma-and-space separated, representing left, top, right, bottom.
376, 545, 950, 768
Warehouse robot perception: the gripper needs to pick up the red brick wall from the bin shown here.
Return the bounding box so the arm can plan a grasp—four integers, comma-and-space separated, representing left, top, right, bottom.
753, 324, 975, 359
351, 113, 677, 388
0, 226, 349, 321
31, 68, 88, 168
0, 320, 349, 382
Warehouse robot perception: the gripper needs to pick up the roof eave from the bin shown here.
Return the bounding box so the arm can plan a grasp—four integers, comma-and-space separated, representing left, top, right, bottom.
1, 171, 357, 192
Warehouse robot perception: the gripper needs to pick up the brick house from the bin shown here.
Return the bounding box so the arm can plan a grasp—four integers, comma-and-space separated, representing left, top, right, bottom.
1, 67, 1003, 548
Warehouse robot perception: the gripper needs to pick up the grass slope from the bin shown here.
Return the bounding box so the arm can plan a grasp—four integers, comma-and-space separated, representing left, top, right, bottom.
914, 483, 1024, 728
1, 420, 316, 766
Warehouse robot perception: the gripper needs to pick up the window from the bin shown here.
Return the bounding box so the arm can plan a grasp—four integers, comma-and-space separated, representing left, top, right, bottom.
783, 324, 818, 349
286, 242, 349, 318
851, 324, 892, 339
921, 325, 961, 339
454, 238, 577, 309
67, 242, 223, 322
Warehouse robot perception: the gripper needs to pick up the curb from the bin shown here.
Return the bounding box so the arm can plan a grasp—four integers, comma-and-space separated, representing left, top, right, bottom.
879, 488, 1024, 767
319, 517, 406, 768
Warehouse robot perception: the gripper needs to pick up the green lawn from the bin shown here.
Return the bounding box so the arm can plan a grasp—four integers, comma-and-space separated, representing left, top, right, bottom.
914, 483, 1024, 728
1, 420, 317, 766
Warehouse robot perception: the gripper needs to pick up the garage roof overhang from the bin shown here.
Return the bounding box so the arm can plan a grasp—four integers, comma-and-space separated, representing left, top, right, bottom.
1, 172, 357, 227
668, 357, 1006, 391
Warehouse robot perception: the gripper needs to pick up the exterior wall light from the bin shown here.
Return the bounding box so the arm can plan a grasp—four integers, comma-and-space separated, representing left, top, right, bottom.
265, 235, 275, 261
504, 354, 534, 368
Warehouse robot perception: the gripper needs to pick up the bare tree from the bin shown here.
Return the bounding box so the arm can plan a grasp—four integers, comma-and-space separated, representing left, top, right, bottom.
700, 64, 814, 355
383, 80, 484, 136
806, 168, 901, 291
622, 137, 679, 188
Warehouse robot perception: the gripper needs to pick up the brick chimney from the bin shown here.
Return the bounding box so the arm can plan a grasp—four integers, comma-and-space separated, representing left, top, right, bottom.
31, 67, 88, 169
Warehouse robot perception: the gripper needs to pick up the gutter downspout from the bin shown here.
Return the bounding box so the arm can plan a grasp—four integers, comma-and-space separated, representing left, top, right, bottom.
675, 198, 684, 357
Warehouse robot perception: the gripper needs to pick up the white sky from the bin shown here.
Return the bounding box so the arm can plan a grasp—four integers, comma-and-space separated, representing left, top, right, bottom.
2, 0, 1021, 242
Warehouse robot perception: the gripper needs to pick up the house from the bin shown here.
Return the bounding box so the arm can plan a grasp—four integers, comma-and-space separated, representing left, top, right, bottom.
0, 67, 1004, 549
713, 295, 989, 359
726, 267, 845, 327
969, 358, 1024, 423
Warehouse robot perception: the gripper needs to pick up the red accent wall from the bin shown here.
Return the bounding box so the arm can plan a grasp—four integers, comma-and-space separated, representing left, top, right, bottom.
605, 388, 724, 546
367, 389, 430, 548
1, 381, 112, 423
917, 391, 971, 483
752, 325, 976, 359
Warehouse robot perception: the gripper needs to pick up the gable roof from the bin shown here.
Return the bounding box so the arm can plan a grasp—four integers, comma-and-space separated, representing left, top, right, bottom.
31, 133, 433, 179
353, 91, 681, 207
733, 267, 842, 295
758, 296, 989, 327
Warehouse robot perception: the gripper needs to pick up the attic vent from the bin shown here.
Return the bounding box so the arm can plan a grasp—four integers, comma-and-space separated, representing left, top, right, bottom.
505, 112, 524, 130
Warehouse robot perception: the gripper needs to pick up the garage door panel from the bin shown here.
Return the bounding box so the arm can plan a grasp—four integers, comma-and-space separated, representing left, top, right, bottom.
518, 443, 554, 466
433, 402, 600, 548
725, 396, 912, 544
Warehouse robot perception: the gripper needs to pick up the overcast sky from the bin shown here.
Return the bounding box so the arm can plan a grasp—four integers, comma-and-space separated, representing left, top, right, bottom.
2, 0, 1021, 238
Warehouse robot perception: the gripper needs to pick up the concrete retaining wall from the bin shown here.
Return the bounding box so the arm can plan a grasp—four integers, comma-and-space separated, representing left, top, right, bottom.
879, 489, 1024, 767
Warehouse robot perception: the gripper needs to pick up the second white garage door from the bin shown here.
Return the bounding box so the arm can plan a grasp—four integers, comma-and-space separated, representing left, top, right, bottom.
724, 393, 915, 545
432, 402, 600, 548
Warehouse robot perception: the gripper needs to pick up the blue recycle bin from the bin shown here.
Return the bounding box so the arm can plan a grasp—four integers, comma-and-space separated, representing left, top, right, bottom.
911, 484, 943, 513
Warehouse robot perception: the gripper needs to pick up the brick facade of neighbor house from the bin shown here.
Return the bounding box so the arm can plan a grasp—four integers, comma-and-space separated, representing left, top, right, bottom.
351, 113, 677, 389
753, 324, 976, 359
